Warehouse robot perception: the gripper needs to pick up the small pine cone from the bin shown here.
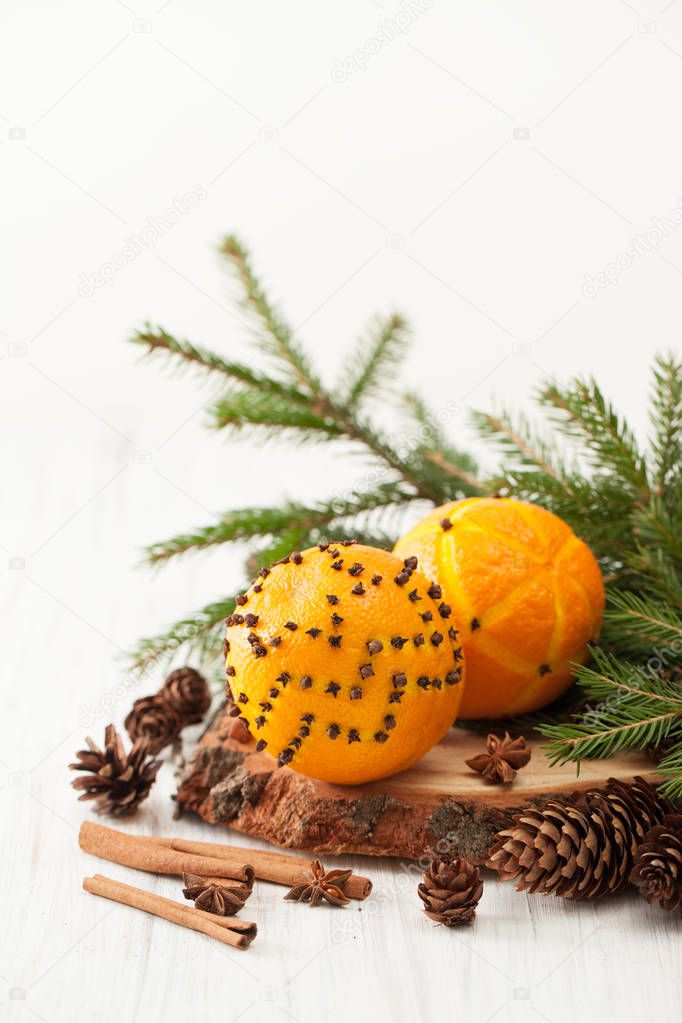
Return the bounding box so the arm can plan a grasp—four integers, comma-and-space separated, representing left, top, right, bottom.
630, 814, 682, 912
162, 667, 211, 724
69, 724, 161, 817
418, 856, 483, 926
488, 776, 672, 900
125, 695, 183, 755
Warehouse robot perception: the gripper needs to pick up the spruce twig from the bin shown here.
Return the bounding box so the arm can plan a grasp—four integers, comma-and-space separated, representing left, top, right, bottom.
342, 313, 409, 407
649, 352, 682, 494
143, 485, 413, 565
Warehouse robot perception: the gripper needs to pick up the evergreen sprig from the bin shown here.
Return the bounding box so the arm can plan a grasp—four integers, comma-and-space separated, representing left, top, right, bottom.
129, 236, 485, 672
540, 651, 682, 798
128, 236, 681, 794
143, 484, 414, 565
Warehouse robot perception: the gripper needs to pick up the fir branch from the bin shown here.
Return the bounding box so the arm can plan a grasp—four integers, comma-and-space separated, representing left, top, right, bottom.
342, 313, 409, 407
539, 650, 682, 766
405, 394, 484, 495
210, 388, 343, 439
603, 589, 682, 655
540, 377, 650, 496
220, 235, 320, 392
143, 484, 412, 565
649, 352, 682, 494
221, 237, 447, 502
403, 392, 445, 450
422, 450, 486, 492
131, 326, 311, 403
656, 735, 682, 800
627, 550, 682, 613
632, 498, 682, 575
471, 408, 573, 490
127, 595, 237, 673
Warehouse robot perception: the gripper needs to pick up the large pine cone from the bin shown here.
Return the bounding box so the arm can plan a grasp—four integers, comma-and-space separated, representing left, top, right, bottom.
630, 814, 682, 912
125, 695, 183, 754
70, 724, 161, 817
488, 776, 672, 899
162, 667, 211, 724
418, 856, 483, 926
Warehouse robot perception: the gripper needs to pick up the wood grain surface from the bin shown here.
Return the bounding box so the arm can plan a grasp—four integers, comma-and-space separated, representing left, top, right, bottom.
177, 706, 658, 862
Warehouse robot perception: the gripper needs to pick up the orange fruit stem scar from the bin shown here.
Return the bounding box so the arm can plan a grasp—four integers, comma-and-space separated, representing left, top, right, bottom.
394, 498, 605, 719
225, 543, 466, 784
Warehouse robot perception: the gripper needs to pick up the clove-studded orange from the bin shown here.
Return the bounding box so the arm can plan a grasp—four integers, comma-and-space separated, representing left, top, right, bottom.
394, 498, 604, 719
225, 543, 466, 784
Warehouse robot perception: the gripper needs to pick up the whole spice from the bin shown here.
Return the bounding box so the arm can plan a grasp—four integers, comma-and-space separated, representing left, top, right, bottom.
630, 813, 682, 912
70, 725, 161, 817
162, 667, 212, 723
83, 874, 256, 949
182, 873, 252, 915
488, 776, 672, 899
79, 822, 373, 899
465, 731, 531, 784
284, 859, 352, 907
79, 821, 254, 882
418, 856, 482, 926
125, 695, 183, 755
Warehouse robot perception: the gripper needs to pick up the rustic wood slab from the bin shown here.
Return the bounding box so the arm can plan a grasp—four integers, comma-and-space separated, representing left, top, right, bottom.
176, 706, 657, 863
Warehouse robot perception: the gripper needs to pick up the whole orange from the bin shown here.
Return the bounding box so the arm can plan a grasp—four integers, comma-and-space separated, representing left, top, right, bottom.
225, 543, 466, 784
393, 498, 604, 718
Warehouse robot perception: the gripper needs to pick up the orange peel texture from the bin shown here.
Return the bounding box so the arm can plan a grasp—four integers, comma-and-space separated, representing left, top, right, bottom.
393, 498, 604, 719
225, 543, 466, 784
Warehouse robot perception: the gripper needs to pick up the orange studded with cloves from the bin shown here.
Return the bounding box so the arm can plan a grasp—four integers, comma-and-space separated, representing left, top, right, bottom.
225, 543, 466, 784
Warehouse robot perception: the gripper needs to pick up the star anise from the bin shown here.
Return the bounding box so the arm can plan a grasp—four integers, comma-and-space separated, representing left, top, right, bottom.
182, 873, 252, 915
284, 859, 352, 907
465, 731, 531, 784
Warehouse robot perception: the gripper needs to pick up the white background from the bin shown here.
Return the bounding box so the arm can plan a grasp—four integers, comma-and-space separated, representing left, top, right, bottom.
2, 1, 681, 1021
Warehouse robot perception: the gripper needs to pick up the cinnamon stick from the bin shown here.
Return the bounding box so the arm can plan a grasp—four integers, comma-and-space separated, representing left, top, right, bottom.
79, 822, 253, 883
79, 822, 372, 900
83, 875, 256, 948
149, 834, 373, 900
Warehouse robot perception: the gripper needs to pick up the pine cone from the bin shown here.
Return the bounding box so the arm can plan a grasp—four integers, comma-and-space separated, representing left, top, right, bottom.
488, 776, 672, 900
418, 856, 483, 926
465, 731, 531, 784
69, 724, 161, 817
630, 814, 682, 912
162, 667, 211, 724
125, 695, 183, 755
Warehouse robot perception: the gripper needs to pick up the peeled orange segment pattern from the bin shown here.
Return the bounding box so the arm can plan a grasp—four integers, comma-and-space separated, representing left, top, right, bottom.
394, 497, 605, 718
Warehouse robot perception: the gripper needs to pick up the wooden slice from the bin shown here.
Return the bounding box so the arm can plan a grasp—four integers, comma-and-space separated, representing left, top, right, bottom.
176, 706, 657, 864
